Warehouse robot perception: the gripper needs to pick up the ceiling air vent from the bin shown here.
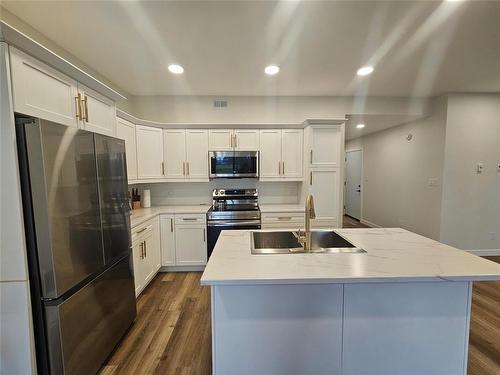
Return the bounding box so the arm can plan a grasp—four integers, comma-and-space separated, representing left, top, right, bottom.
213, 99, 228, 109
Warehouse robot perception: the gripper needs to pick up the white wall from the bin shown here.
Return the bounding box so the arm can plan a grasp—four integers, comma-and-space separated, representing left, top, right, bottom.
127, 95, 428, 124
440, 94, 500, 250
130, 180, 301, 206
346, 96, 447, 240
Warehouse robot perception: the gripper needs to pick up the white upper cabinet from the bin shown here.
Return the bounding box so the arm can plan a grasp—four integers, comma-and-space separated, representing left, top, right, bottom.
260, 129, 303, 180
209, 129, 259, 151
136, 125, 164, 179
209, 129, 233, 150
163, 129, 186, 179
77, 84, 116, 136
234, 129, 259, 150
186, 130, 209, 179
281, 129, 303, 178
116, 117, 138, 181
259, 129, 282, 178
164, 129, 208, 180
9, 46, 79, 127
308, 126, 342, 168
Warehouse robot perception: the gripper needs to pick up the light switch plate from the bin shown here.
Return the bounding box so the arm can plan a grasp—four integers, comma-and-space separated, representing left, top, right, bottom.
476, 162, 484, 173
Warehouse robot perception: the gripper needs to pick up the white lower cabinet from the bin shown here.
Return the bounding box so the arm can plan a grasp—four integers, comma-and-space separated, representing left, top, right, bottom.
160, 213, 207, 268
131, 216, 161, 296
160, 215, 176, 266
175, 222, 207, 266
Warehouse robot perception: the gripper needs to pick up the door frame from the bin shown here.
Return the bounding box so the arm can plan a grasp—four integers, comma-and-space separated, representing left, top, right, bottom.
344, 148, 363, 221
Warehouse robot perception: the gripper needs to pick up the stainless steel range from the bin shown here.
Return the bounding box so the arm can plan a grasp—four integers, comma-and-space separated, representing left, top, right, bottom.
207, 189, 261, 257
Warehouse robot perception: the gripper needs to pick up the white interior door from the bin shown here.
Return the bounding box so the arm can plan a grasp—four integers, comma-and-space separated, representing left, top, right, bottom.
345, 150, 362, 220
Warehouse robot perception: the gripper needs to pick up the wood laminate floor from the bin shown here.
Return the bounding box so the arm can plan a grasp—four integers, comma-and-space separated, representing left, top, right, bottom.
101, 249, 500, 375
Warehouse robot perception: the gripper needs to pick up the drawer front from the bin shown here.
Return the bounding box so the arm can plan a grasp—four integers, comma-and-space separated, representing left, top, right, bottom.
261, 212, 304, 223
311, 218, 338, 229
262, 222, 304, 230
175, 214, 206, 225
131, 221, 154, 243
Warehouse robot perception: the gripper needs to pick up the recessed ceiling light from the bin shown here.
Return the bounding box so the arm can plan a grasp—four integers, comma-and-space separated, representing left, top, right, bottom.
168, 64, 184, 74
357, 66, 374, 76
264, 65, 280, 75
356, 123, 365, 129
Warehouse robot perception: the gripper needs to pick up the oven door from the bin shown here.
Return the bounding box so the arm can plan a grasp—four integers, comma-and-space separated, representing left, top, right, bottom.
207, 219, 261, 258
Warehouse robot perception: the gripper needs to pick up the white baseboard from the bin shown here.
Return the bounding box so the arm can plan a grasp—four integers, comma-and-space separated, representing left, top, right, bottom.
159, 265, 205, 272
465, 249, 500, 257
359, 219, 382, 228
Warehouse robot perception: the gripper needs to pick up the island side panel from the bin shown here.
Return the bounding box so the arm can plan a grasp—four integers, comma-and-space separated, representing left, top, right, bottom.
342, 281, 472, 375
212, 284, 343, 375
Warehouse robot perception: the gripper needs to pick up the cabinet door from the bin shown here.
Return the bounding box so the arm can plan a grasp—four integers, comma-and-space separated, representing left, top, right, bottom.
132, 241, 145, 296
309, 169, 340, 224
282, 129, 303, 178
163, 129, 186, 179
116, 117, 137, 180
209, 129, 233, 150
9, 47, 79, 127
78, 84, 116, 136
186, 129, 209, 180
259, 130, 282, 178
309, 126, 342, 168
143, 218, 161, 284
175, 225, 207, 265
234, 129, 259, 150
136, 125, 164, 179
160, 215, 176, 266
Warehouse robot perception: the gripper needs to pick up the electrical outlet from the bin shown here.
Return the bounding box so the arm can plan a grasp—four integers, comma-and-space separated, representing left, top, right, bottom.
428, 178, 439, 187
476, 162, 484, 173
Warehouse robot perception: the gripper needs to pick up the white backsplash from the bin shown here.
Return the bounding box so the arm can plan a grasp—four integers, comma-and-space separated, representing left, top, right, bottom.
130, 180, 301, 206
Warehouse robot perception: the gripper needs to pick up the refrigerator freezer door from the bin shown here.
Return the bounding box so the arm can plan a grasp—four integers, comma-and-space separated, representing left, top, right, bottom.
44, 255, 136, 375
24, 120, 105, 299
94, 134, 132, 264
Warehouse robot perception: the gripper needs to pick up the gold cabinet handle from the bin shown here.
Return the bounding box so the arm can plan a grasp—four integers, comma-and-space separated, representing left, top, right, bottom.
182, 217, 197, 221
310, 150, 313, 164
203, 228, 206, 242
277, 217, 292, 221
278, 161, 281, 175
310, 171, 313, 185
182, 162, 186, 176
162, 161, 165, 175
170, 218, 173, 232
234, 134, 237, 148
139, 242, 144, 259
136, 227, 147, 234
282, 161, 285, 175
144, 240, 147, 257
186, 162, 190, 176
75, 93, 83, 120
82, 95, 89, 122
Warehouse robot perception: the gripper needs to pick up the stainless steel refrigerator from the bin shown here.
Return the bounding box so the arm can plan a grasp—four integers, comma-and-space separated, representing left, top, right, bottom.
16, 116, 137, 375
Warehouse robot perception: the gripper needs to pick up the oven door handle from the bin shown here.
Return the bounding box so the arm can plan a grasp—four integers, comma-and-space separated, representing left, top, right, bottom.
207, 220, 261, 227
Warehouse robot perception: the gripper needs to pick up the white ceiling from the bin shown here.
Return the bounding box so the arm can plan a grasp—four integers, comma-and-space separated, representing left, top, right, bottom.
345, 114, 424, 141
2, 1, 500, 97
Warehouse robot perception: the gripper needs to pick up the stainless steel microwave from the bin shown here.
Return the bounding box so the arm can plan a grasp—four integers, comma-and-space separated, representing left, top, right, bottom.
209, 151, 259, 178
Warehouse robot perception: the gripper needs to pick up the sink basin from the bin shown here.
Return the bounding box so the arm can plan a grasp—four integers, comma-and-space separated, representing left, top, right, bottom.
251, 230, 367, 254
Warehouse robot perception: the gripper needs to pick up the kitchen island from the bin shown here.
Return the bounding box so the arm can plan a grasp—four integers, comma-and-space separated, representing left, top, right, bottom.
201, 228, 500, 375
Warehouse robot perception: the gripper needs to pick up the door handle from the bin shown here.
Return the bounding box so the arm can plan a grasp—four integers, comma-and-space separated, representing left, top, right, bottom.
82, 95, 89, 122
75, 93, 83, 121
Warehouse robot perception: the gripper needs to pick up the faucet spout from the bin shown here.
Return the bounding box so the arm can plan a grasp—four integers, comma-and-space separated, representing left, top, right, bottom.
304, 194, 315, 251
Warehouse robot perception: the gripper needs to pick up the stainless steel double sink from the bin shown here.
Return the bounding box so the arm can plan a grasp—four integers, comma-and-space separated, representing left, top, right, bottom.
251, 230, 367, 254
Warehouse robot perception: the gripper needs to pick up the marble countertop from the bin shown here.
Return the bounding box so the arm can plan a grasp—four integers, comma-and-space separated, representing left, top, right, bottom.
130, 205, 211, 228
259, 204, 304, 213
201, 228, 500, 285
